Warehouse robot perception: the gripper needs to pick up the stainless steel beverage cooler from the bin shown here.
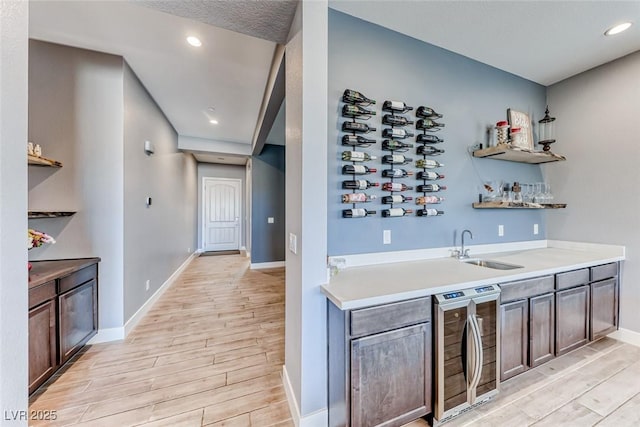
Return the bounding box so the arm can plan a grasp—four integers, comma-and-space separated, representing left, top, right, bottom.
433, 285, 501, 423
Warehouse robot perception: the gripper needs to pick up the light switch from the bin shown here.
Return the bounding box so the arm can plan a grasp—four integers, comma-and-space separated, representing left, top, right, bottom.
268, 217, 274, 224
289, 233, 297, 254
534, 223, 539, 235
498, 224, 504, 237
383, 230, 391, 244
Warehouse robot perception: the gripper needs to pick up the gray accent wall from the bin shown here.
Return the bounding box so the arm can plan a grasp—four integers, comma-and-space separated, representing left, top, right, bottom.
123, 64, 198, 321
251, 144, 285, 263
28, 40, 126, 330
546, 51, 640, 334
197, 163, 247, 250
0, 0, 29, 419
328, 10, 548, 255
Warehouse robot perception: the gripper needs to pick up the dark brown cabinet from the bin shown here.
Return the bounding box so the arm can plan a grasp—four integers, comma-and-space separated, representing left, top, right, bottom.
556, 285, 590, 356
28, 259, 99, 394
351, 324, 430, 427
500, 300, 528, 381
590, 263, 618, 340
529, 293, 555, 367
328, 297, 431, 427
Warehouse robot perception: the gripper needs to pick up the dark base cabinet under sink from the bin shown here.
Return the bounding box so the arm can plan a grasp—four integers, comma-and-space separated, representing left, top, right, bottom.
28, 258, 100, 394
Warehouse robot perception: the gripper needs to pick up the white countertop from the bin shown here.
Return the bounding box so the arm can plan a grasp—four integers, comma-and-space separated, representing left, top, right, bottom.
321, 241, 625, 310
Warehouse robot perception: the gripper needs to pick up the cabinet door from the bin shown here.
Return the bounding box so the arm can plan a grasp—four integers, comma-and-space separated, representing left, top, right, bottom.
59, 279, 98, 364
591, 278, 618, 340
351, 323, 430, 427
529, 293, 555, 367
556, 285, 590, 356
500, 300, 528, 381
29, 300, 57, 394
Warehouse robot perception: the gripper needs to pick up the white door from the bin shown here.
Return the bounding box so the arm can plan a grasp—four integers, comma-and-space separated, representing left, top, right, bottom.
203, 178, 241, 251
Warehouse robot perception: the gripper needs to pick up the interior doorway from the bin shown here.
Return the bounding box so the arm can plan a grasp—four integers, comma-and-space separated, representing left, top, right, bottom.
202, 177, 242, 252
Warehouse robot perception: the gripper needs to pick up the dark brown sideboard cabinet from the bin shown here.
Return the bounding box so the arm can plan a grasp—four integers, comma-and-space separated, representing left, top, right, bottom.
28, 258, 99, 394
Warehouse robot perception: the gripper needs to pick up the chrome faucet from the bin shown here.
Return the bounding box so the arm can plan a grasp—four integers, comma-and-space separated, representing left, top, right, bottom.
459, 229, 473, 259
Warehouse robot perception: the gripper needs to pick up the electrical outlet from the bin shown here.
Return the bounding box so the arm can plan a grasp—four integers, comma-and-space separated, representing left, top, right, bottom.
534, 224, 539, 235
383, 230, 391, 245
498, 224, 504, 237
187, 247, 191, 253
289, 233, 297, 254
145, 280, 150, 291
268, 217, 274, 224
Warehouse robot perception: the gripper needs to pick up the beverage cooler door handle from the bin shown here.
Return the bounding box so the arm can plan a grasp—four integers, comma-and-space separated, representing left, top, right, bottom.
466, 315, 477, 387
467, 314, 483, 390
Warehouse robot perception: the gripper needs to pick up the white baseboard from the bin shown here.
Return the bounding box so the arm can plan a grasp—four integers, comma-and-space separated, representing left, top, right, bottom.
282, 365, 328, 427
123, 251, 199, 337
251, 261, 285, 269
87, 326, 124, 344
608, 328, 640, 348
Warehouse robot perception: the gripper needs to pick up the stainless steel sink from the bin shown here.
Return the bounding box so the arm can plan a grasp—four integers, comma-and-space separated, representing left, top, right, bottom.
462, 258, 523, 270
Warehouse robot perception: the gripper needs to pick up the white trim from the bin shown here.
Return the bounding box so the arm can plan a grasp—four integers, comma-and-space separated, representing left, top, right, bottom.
282, 365, 328, 427
330, 240, 549, 269
608, 328, 640, 348
88, 252, 198, 344
87, 327, 125, 344
251, 261, 285, 269
202, 176, 243, 252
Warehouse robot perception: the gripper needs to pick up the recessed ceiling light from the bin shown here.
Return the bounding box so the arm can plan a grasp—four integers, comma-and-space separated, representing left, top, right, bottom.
209, 119, 218, 124
605, 22, 632, 36
186, 36, 202, 47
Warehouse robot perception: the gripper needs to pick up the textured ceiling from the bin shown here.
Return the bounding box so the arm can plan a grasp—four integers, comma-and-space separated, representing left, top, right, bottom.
134, 0, 298, 44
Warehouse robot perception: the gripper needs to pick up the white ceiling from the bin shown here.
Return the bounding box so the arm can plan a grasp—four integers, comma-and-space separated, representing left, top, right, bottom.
29, 0, 278, 145
331, 1, 640, 86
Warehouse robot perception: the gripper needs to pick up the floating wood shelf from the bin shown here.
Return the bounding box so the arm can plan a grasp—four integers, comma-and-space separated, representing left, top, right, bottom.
473, 202, 567, 209
28, 211, 76, 219
473, 145, 565, 164
28, 154, 63, 168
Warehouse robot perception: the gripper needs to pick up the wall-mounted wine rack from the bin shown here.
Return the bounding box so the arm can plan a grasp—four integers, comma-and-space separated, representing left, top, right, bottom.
340, 89, 379, 218
415, 106, 445, 218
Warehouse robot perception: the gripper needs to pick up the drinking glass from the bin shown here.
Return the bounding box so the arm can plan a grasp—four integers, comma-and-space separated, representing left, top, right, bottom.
533, 182, 543, 203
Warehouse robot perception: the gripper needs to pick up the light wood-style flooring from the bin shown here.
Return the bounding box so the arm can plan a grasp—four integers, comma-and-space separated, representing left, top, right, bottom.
404, 337, 640, 427
29, 255, 292, 426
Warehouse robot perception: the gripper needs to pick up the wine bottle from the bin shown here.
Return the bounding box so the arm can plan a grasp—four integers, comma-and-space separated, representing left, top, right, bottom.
342, 121, 376, 134
343, 89, 376, 105
382, 207, 414, 217
417, 171, 444, 180
416, 134, 444, 144
342, 151, 377, 162
342, 193, 377, 203
382, 139, 414, 152
381, 194, 413, 204
416, 106, 443, 119
342, 104, 376, 118
382, 168, 414, 178
382, 128, 414, 139
417, 184, 446, 192
416, 208, 444, 217
416, 159, 444, 169
342, 135, 376, 147
417, 146, 445, 156
416, 119, 445, 131
416, 195, 445, 205
342, 208, 377, 218
382, 182, 413, 192
382, 100, 413, 113
382, 154, 413, 165
382, 114, 414, 127
342, 164, 377, 175
342, 180, 380, 190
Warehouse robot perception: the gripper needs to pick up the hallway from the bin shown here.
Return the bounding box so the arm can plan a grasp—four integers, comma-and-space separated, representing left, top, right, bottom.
29, 255, 292, 426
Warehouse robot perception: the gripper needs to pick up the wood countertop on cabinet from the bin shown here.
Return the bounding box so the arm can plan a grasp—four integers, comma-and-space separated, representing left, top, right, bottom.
29, 258, 101, 289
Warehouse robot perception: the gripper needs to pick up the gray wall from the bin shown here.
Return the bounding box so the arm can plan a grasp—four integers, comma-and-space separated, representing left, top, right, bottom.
285, 0, 330, 419
328, 10, 548, 255
251, 144, 285, 263
0, 0, 29, 421
197, 163, 247, 250
28, 40, 125, 330
546, 51, 640, 334
123, 64, 198, 321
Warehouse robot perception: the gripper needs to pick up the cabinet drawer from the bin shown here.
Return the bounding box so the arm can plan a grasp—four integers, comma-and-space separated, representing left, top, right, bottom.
351, 297, 431, 338
59, 264, 97, 294
591, 263, 617, 282
556, 269, 589, 290
29, 280, 56, 309
500, 276, 554, 303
